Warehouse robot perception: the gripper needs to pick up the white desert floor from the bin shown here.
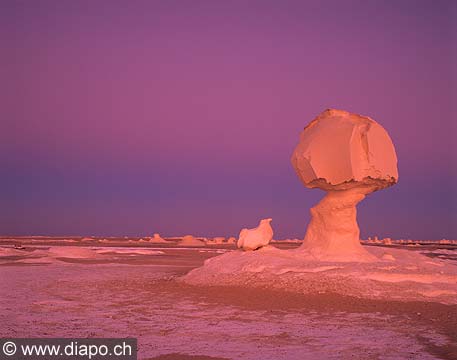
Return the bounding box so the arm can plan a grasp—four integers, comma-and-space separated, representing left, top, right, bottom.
1, 243, 456, 360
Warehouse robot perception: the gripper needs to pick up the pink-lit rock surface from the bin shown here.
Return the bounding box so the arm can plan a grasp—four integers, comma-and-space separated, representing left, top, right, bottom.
237, 218, 273, 251
291, 109, 398, 187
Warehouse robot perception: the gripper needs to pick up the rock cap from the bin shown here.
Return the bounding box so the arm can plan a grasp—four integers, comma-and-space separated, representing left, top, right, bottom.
291, 109, 398, 191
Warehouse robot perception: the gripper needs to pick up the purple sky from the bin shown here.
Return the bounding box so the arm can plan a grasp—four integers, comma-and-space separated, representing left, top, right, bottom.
1, 0, 456, 239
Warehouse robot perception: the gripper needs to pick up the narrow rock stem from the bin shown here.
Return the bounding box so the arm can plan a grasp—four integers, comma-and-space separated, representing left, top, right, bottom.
300, 185, 377, 261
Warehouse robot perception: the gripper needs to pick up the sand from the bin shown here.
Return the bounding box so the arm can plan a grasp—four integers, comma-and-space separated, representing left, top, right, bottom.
1, 243, 456, 359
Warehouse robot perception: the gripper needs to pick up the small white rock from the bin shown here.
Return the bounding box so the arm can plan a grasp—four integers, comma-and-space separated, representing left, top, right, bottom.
237, 218, 273, 251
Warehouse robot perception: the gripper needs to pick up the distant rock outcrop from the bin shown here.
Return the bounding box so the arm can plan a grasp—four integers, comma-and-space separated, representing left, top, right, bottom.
226, 237, 237, 245
149, 233, 168, 243
178, 235, 205, 247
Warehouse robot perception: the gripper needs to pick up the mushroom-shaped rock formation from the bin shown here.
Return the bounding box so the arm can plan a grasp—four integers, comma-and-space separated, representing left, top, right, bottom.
237, 218, 273, 251
291, 109, 398, 261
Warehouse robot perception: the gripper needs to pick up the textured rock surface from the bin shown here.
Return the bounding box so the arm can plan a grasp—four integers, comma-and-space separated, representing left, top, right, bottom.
237, 218, 273, 251
291, 109, 398, 190
182, 245, 457, 304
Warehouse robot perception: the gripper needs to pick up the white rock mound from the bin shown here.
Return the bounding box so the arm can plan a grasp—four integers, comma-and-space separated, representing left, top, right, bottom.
150, 233, 168, 243
178, 235, 205, 247
237, 218, 273, 251
213, 237, 225, 244
226, 237, 237, 245
183, 245, 457, 304
291, 109, 398, 262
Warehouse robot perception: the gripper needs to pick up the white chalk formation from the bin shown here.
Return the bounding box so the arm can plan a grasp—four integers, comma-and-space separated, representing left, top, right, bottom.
206, 237, 226, 245
178, 235, 205, 247
181, 109, 457, 304
291, 109, 398, 261
150, 233, 168, 243
226, 237, 237, 245
183, 245, 457, 304
237, 218, 273, 251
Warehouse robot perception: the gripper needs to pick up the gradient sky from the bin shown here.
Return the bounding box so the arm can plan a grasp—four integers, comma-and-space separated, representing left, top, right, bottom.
1, 0, 456, 239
